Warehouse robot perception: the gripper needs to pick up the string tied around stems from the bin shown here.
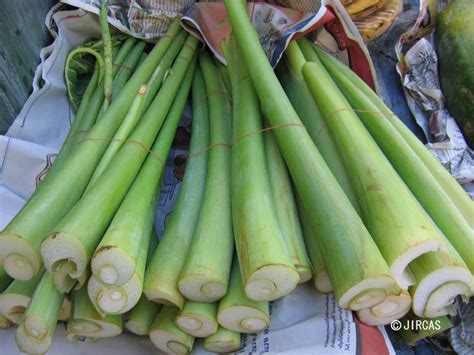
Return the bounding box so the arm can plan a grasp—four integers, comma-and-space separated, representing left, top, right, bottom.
62, 108, 395, 167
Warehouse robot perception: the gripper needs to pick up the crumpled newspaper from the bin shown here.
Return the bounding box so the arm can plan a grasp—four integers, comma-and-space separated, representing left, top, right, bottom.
60, 0, 196, 39
267, 0, 323, 12
395, 0, 474, 190
182, 0, 378, 89
402, 38, 449, 145
181, 1, 335, 67
400, 38, 474, 186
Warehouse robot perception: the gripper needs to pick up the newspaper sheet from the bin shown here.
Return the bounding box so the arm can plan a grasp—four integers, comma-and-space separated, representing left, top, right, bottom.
395, 0, 474, 188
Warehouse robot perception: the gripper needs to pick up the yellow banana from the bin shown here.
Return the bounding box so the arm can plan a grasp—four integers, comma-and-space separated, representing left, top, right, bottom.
353, 0, 401, 41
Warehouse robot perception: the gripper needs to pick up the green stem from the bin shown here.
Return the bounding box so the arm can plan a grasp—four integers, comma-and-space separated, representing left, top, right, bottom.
296, 194, 332, 294
67, 285, 122, 338
40, 35, 198, 289
176, 301, 218, 337
356, 290, 411, 326
107, 41, 146, 103
149, 306, 195, 354
15, 273, 64, 354
144, 65, 210, 309
90, 32, 187, 186
137, 52, 148, 67
310, 42, 474, 229
223, 0, 396, 310
0, 270, 44, 324
88, 64, 195, 314
215, 59, 232, 93
141, 31, 189, 113
0, 315, 11, 329
61, 38, 138, 161
34, 53, 101, 188
67, 40, 145, 163
278, 43, 360, 213
0, 21, 183, 281
400, 312, 453, 346
65, 38, 135, 161
65, 64, 100, 142
96, 66, 192, 283
204, 327, 241, 353
125, 295, 162, 336
264, 131, 312, 283
100, 0, 113, 109
300, 43, 448, 289
87, 84, 147, 187
409, 248, 472, 318
98, 41, 147, 115
178, 51, 233, 303
223, 35, 299, 301
217, 257, 269, 333
0, 265, 12, 292
311, 42, 474, 273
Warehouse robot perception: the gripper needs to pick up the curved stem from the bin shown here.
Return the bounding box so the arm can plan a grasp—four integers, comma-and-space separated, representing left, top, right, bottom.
65, 47, 105, 100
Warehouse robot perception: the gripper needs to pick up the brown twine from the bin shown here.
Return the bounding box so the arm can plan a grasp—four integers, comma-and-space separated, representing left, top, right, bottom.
188, 122, 305, 160
313, 108, 396, 141
188, 142, 233, 159
63, 130, 90, 144
89, 60, 134, 73
196, 90, 232, 103
76, 137, 165, 165
234, 123, 304, 144
89, 35, 190, 73
112, 62, 135, 72
68, 121, 303, 165
66, 108, 395, 165
326, 108, 395, 122
162, 34, 196, 52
